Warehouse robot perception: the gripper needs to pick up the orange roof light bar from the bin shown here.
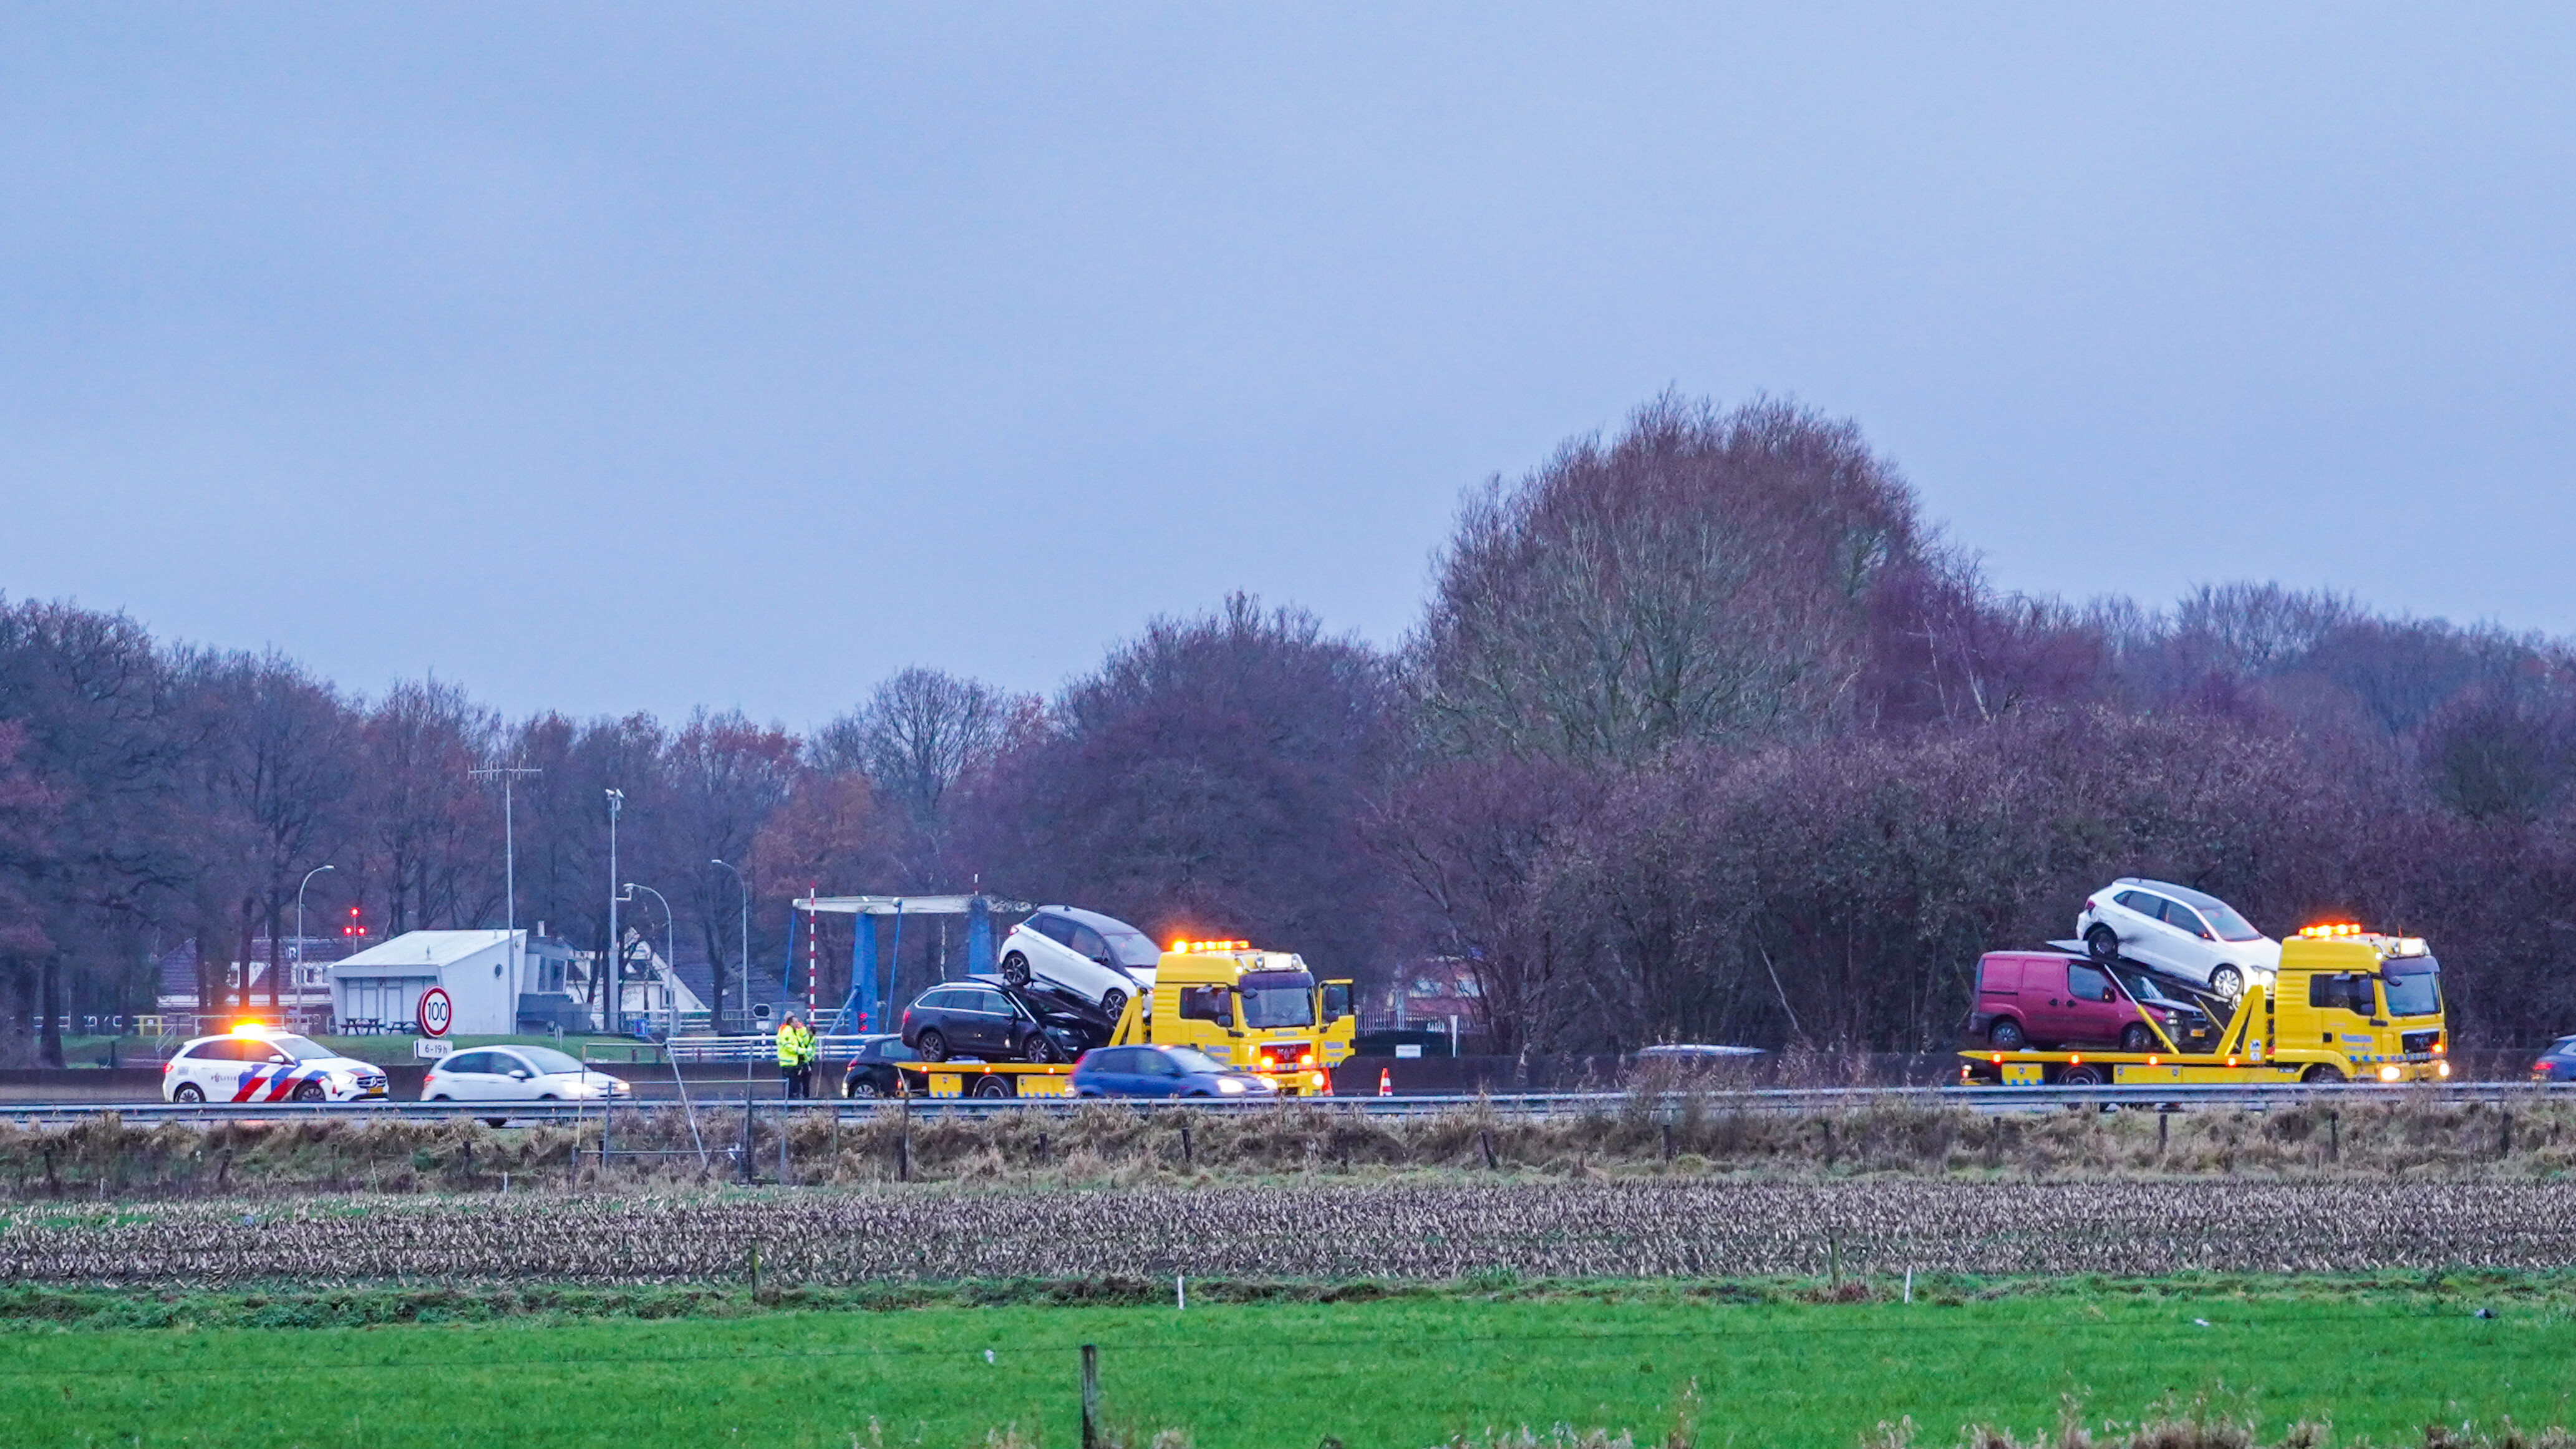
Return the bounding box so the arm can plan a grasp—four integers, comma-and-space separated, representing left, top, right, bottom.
1169, 939, 1252, 953
2298, 922, 2368, 939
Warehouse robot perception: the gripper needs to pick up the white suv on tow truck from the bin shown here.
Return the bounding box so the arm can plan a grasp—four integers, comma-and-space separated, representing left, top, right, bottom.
2076, 878, 2282, 1001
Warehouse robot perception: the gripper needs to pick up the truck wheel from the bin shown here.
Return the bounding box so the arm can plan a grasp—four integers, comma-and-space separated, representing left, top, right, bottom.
2085, 925, 2120, 964
1000, 951, 1031, 987
2059, 1064, 2105, 1087
173, 1083, 204, 1103
916, 1029, 948, 1062
1988, 1018, 2026, 1050
2119, 1024, 2154, 1052
2303, 1064, 2345, 1083
972, 1074, 1013, 1100
1099, 989, 1127, 1022
2209, 966, 2244, 1001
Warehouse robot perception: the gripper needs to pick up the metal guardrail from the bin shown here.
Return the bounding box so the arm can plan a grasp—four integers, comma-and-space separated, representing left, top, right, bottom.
656, 1034, 878, 1064
0, 1080, 2562, 1126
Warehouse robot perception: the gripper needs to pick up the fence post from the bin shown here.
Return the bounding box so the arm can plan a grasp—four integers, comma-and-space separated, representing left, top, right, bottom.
2328, 1110, 2338, 1163
1080, 1344, 1100, 1449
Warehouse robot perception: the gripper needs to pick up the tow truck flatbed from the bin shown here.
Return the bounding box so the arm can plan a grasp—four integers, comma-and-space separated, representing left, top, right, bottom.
1967, 926, 2451, 1089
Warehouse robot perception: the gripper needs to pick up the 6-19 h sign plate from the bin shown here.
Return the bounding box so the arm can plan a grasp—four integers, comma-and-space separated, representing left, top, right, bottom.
417, 987, 453, 1038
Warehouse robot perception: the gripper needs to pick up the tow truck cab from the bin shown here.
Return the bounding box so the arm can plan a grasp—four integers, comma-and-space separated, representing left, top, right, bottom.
1151, 940, 1356, 1095
1963, 923, 2448, 1087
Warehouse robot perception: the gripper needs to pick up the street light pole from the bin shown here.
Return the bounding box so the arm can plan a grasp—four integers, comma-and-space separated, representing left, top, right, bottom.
471, 764, 543, 1000
625, 883, 677, 1037
296, 864, 334, 1030
604, 789, 624, 1035
710, 859, 748, 1033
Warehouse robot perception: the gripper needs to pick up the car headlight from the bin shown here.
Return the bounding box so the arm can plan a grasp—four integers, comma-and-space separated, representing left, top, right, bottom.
1215, 1078, 1247, 1095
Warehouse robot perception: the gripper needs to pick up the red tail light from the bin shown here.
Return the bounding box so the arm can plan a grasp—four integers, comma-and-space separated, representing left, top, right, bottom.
2539, 1062, 2554, 1075
160, 1060, 173, 1074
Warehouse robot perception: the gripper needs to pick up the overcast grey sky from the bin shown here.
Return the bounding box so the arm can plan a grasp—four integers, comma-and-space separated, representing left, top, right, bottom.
4, 6, 2570, 725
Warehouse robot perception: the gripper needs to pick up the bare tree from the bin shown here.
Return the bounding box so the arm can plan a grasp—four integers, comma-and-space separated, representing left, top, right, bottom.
817, 668, 1020, 888
0, 600, 191, 1065
661, 710, 797, 1025
361, 679, 500, 933
1413, 394, 1920, 763
178, 651, 360, 1014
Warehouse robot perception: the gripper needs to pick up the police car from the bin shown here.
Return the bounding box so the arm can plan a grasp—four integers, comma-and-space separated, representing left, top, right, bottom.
162, 1025, 389, 1103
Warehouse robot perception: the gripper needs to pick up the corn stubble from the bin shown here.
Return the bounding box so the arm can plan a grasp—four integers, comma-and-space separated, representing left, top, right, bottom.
3, 1176, 2572, 1286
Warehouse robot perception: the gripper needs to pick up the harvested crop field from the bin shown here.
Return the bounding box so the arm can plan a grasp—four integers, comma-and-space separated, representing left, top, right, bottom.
8, 1180, 2575, 1286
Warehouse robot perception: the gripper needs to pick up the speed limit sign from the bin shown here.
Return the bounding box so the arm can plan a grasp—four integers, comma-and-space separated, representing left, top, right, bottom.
417, 987, 453, 1038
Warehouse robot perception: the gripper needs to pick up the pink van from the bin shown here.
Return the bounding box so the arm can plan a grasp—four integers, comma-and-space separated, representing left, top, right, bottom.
1968, 952, 2164, 1052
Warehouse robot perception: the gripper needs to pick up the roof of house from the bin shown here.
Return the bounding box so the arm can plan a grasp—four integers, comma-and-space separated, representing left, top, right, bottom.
331, 929, 519, 976
668, 952, 792, 1011
156, 939, 198, 998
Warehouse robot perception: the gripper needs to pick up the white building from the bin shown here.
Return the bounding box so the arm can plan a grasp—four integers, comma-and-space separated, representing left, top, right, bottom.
331, 930, 530, 1036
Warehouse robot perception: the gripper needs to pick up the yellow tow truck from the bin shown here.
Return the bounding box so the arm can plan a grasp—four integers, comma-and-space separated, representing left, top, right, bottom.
904, 939, 1357, 1099
1961, 923, 2451, 1088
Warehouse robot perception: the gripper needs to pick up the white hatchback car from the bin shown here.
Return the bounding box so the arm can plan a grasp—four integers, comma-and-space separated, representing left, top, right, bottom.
163, 1027, 388, 1103
2076, 879, 2282, 1000
995, 906, 1162, 1020
423, 1044, 630, 1120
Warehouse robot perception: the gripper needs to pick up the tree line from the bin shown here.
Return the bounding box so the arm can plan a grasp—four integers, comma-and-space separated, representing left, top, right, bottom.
6, 393, 2573, 1064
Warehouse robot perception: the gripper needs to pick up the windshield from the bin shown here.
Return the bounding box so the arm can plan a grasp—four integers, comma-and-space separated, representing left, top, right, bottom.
1105, 931, 1162, 967
2199, 902, 2264, 943
2382, 958, 2442, 1017
1237, 970, 1316, 1029
269, 1035, 334, 1062
1165, 1047, 1227, 1075
516, 1046, 586, 1074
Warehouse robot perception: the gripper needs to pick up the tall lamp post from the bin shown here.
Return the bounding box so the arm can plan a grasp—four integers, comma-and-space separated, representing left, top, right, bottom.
604, 789, 624, 1035
295, 864, 334, 1030
709, 859, 749, 1034
624, 883, 677, 1037
471, 763, 543, 1002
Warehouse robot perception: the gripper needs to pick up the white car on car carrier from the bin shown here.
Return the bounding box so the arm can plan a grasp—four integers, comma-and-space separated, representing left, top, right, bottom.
2076, 878, 2282, 1000
994, 906, 1162, 1021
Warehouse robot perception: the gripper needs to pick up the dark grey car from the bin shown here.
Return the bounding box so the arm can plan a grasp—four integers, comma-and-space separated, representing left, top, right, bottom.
900, 981, 1085, 1063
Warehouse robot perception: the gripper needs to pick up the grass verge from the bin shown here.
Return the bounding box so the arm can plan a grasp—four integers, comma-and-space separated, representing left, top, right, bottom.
0, 1279, 2567, 1449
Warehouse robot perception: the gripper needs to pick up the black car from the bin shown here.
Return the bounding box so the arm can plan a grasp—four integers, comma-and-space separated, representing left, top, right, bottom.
900, 977, 1093, 1064
840, 1034, 920, 1097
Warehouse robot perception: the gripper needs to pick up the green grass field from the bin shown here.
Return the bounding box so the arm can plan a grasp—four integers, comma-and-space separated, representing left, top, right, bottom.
2, 1284, 2568, 1449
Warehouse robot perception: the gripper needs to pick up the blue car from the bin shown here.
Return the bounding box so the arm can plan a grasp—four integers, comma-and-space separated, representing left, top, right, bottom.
2532, 1035, 2576, 1082
1072, 1044, 1279, 1099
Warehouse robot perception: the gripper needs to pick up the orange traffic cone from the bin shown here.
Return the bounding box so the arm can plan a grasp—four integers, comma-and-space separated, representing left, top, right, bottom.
1377, 1067, 1392, 1097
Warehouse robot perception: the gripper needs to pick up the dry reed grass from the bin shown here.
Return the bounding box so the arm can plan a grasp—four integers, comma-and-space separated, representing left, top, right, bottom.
4, 1090, 2572, 1201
